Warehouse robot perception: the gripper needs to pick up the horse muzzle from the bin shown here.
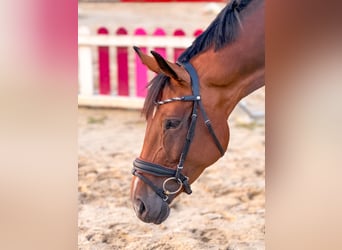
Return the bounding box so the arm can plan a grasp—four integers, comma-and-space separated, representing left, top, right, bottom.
132, 188, 171, 224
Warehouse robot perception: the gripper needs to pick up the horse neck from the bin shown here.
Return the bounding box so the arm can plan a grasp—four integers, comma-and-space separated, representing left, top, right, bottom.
191, 0, 264, 119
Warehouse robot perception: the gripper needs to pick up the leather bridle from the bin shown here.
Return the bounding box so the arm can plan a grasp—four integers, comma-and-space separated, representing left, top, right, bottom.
132, 62, 225, 202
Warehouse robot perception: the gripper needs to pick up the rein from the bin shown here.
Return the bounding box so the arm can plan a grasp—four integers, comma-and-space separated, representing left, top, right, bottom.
132, 62, 225, 202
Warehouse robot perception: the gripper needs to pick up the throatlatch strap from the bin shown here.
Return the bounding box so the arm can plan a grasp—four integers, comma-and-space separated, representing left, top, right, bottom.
198, 102, 225, 156
182, 62, 225, 157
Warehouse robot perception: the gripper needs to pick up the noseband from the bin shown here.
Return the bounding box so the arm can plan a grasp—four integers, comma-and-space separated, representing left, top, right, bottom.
132, 62, 225, 202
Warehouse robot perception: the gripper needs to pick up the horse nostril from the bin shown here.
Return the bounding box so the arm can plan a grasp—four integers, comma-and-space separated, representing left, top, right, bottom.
137, 199, 146, 215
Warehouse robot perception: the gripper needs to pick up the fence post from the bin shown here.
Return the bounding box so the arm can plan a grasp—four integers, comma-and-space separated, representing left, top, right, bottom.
116, 27, 129, 96
153, 28, 167, 58
173, 29, 186, 62
98, 27, 111, 95
78, 26, 94, 96
134, 28, 148, 97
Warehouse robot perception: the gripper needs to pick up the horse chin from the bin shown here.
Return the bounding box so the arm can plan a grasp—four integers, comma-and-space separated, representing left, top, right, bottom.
153, 201, 170, 224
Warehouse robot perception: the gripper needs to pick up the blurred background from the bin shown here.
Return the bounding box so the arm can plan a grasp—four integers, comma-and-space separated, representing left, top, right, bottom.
1, 0, 341, 249
77, 0, 265, 249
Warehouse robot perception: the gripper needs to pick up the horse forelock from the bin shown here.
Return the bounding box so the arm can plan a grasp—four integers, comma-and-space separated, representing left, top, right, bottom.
142, 74, 170, 120
177, 0, 253, 63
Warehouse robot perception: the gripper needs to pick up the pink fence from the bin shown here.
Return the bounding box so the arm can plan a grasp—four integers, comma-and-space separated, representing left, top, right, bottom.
79, 27, 203, 103
78, 26, 264, 119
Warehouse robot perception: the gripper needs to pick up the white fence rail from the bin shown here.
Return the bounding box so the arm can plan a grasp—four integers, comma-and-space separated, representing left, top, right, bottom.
78, 26, 264, 119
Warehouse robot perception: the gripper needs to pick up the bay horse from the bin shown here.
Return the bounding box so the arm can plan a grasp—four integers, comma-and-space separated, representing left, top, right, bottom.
131, 0, 264, 224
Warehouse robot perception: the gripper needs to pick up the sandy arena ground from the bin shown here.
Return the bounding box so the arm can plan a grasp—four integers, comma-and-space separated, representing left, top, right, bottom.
78, 2, 265, 249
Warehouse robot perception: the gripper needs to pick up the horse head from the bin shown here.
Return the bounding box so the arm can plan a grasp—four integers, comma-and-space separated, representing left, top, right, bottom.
130, 47, 229, 224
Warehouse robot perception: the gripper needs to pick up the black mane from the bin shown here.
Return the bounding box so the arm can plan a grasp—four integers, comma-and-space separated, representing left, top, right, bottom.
177, 0, 252, 63
142, 0, 253, 119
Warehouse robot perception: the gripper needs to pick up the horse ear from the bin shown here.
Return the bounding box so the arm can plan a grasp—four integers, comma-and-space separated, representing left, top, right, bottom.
134, 46, 190, 84
133, 46, 161, 73
150, 51, 191, 84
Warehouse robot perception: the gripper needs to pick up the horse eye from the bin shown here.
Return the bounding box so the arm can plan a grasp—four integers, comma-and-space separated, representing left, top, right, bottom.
165, 119, 181, 129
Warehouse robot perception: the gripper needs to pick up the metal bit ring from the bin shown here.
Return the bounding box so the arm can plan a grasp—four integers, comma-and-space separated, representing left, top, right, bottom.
162, 177, 183, 195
